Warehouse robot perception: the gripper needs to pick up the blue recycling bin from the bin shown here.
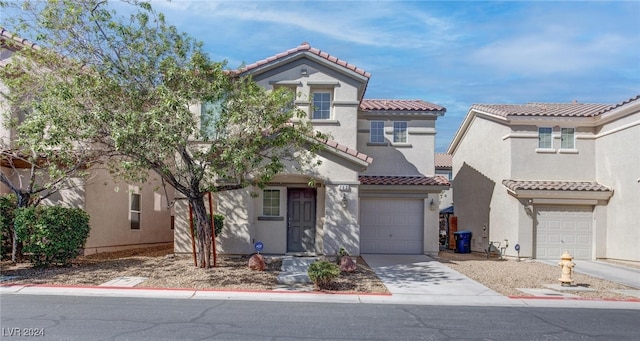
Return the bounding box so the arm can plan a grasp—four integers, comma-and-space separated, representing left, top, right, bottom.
454, 231, 472, 253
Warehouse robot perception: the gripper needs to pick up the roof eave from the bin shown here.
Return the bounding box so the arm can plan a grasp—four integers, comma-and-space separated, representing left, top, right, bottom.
505, 188, 613, 201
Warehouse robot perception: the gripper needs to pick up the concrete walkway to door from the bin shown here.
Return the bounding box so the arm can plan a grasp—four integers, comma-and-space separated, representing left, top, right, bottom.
361, 254, 513, 306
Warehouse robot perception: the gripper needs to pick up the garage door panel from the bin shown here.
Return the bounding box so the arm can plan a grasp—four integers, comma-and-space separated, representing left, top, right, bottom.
536, 206, 593, 260
360, 198, 424, 254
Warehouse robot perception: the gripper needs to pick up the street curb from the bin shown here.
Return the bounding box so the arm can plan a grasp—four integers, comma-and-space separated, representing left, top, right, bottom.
508, 295, 640, 302
0, 283, 392, 297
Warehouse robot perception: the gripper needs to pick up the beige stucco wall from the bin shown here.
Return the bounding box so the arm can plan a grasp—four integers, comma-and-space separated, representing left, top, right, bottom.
82, 169, 174, 255
357, 119, 436, 176
452, 116, 516, 253
251, 58, 362, 150
596, 110, 640, 261
510, 126, 596, 180
173, 152, 364, 256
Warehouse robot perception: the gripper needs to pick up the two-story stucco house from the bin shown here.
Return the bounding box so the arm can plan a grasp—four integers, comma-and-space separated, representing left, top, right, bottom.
173, 43, 449, 257
447, 95, 640, 262
1, 29, 174, 255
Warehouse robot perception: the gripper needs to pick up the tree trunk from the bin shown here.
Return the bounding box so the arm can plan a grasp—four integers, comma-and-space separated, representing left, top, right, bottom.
189, 196, 212, 268
11, 192, 30, 263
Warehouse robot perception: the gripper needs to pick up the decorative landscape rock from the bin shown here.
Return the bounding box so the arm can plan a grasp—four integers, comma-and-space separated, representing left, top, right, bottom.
339, 256, 357, 273
248, 254, 265, 271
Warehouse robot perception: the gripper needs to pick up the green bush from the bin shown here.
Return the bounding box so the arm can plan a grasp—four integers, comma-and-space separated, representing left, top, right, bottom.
191, 214, 224, 238
0, 194, 17, 260
213, 214, 224, 236
308, 260, 341, 289
14, 206, 91, 267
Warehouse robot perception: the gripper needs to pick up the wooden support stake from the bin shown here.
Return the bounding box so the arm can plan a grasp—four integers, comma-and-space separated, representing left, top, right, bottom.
188, 202, 197, 267
208, 192, 217, 267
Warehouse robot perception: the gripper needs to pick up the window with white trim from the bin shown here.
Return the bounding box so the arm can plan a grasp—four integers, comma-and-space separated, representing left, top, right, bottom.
311, 91, 331, 119
200, 101, 222, 139
262, 189, 280, 216
370, 121, 384, 143
538, 127, 553, 149
130, 192, 141, 230
560, 128, 575, 149
393, 121, 408, 143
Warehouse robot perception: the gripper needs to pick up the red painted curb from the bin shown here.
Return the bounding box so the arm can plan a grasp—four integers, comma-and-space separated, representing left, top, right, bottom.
508, 295, 640, 302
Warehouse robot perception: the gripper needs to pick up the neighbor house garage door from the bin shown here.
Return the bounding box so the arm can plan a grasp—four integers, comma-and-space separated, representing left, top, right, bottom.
535, 205, 593, 260
360, 198, 424, 254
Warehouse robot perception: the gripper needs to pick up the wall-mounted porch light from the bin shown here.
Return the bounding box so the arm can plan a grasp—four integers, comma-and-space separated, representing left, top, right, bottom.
429, 198, 436, 210
342, 193, 348, 208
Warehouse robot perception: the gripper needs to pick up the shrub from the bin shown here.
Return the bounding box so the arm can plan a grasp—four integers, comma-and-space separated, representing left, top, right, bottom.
213, 214, 224, 237
0, 194, 17, 260
308, 260, 340, 289
14, 206, 91, 267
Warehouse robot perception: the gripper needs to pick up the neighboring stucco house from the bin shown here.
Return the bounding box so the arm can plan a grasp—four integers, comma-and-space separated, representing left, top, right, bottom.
447, 95, 640, 261
0, 29, 174, 255
435, 153, 453, 211
174, 43, 449, 256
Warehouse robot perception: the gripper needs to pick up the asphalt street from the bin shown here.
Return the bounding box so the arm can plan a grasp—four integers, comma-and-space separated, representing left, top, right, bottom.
1, 295, 639, 340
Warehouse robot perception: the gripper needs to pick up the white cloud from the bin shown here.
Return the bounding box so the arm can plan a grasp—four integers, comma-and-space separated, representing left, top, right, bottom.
152, 1, 459, 50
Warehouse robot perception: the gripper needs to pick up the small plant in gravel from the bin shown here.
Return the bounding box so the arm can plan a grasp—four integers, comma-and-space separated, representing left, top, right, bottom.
308, 260, 341, 289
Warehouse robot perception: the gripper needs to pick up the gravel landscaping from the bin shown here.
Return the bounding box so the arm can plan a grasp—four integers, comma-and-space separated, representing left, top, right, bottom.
437, 250, 637, 300
1, 244, 638, 300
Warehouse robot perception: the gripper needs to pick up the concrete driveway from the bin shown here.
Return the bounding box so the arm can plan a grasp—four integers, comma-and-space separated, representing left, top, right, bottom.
361, 254, 512, 305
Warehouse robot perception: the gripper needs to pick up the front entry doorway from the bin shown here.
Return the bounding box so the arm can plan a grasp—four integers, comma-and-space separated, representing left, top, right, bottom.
287, 188, 316, 253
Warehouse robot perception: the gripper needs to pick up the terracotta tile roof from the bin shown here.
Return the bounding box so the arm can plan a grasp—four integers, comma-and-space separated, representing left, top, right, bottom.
360, 99, 445, 112
239, 42, 371, 79
0, 28, 40, 51
502, 180, 611, 192
597, 94, 640, 115
321, 139, 373, 164
359, 175, 450, 186
435, 153, 452, 168
471, 103, 611, 118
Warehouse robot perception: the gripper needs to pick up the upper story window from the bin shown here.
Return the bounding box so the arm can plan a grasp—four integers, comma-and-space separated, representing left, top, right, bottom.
262, 189, 281, 216
436, 169, 453, 180
538, 127, 553, 149
311, 91, 331, 119
370, 121, 385, 143
560, 128, 575, 149
200, 101, 222, 139
393, 121, 408, 143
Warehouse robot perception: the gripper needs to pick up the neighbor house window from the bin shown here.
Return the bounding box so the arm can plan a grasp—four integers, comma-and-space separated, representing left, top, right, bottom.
560, 128, 575, 149
263, 190, 280, 216
312, 91, 331, 119
200, 101, 222, 139
538, 127, 553, 149
393, 121, 408, 143
370, 121, 384, 143
130, 193, 141, 230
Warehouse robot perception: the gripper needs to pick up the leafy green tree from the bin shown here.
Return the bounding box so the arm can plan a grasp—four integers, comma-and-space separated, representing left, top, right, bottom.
1, 0, 323, 268
1, 34, 98, 262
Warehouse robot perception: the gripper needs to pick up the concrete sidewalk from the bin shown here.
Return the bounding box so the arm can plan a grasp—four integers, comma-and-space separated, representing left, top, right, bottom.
536, 259, 640, 289
1, 255, 639, 309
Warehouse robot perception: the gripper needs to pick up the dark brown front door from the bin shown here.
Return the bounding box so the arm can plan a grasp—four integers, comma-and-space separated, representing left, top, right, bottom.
287, 188, 316, 253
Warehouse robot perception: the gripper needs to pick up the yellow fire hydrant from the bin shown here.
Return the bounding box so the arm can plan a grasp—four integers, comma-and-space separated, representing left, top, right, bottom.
558, 251, 576, 286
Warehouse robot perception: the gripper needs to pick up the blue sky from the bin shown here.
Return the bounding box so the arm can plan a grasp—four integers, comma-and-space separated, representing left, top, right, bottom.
149, 1, 639, 152
14, 0, 640, 152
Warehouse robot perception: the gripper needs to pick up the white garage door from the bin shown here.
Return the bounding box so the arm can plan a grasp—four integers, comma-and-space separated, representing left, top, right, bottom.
360, 198, 424, 254
535, 206, 593, 260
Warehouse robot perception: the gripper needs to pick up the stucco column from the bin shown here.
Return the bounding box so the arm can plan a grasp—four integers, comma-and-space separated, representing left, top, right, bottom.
322, 183, 360, 256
